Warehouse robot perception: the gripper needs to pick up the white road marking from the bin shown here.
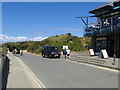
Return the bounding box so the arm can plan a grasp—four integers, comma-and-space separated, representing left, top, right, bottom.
15, 56, 46, 89
68, 60, 118, 73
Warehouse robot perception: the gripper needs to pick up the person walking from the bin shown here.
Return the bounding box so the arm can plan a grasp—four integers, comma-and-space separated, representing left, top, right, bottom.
12, 50, 15, 56
5, 49, 8, 54
20, 51, 23, 56
63, 48, 67, 59
66, 48, 71, 60
14, 49, 17, 56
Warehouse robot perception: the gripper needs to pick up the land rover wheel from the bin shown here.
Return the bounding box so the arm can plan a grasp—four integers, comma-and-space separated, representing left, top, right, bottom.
57, 55, 60, 58
49, 54, 52, 58
42, 54, 45, 57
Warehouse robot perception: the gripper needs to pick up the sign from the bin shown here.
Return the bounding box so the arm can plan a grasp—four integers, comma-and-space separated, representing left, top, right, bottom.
101, 49, 108, 59
63, 46, 68, 49
89, 49, 94, 56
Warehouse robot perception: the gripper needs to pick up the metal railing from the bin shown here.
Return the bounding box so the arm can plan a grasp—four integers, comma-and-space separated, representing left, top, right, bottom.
84, 16, 120, 36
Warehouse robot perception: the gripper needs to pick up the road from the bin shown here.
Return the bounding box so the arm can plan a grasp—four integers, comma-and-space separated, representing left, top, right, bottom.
18, 53, 118, 88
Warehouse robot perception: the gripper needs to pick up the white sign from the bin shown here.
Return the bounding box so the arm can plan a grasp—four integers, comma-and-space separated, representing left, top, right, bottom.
20, 50, 27, 53
101, 49, 108, 59
89, 49, 94, 56
63, 46, 68, 49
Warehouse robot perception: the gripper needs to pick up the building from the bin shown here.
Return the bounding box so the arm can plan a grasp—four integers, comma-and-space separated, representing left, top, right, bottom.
82, 0, 120, 57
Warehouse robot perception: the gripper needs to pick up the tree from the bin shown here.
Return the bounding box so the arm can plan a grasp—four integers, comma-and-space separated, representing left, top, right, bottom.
67, 33, 72, 36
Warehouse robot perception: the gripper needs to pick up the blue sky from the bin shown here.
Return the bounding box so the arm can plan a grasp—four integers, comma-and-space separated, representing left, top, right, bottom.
2, 2, 106, 42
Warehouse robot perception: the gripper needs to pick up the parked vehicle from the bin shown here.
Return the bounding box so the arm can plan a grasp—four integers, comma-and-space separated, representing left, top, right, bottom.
14, 49, 20, 54
16, 49, 20, 54
42, 46, 61, 58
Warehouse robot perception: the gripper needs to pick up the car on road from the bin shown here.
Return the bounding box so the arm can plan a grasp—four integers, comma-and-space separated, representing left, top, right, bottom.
42, 46, 61, 58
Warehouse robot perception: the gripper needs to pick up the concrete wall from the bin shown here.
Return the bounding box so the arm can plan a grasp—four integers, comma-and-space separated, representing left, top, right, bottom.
0, 58, 2, 90
20, 50, 27, 53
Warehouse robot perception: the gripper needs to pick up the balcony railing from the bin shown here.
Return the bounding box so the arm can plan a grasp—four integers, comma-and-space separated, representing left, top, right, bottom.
84, 16, 120, 36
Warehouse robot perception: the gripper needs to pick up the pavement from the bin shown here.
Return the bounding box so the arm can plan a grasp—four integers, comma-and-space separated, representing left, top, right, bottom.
70, 52, 120, 70
6, 53, 45, 88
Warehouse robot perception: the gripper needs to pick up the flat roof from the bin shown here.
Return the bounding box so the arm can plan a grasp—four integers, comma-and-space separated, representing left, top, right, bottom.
89, 0, 120, 14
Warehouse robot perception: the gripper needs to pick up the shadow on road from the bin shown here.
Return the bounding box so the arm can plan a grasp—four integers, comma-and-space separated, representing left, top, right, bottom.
46, 57, 61, 59
2, 56, 10, 89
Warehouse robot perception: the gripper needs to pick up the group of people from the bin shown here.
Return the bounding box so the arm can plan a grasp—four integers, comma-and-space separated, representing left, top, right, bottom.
63, 48, 71, 59
12, 49, 23, 56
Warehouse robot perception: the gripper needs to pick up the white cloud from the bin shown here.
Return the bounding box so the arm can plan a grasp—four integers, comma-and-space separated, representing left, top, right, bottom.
53, 27, 82, 32
29, 36, 48, 41
16, 37, 28, 40
0, 34, 48, 43
0, 35, 28, 43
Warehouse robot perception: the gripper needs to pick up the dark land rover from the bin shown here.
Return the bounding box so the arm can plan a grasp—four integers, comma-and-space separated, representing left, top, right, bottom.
42, 46, 61, 58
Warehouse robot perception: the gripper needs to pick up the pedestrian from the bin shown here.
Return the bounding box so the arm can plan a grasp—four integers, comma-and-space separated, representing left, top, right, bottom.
20, 51, 23, 56
14, 49, 17, 56
66, 48, 71, 60
12, 50, 15, 56
63, 48, 67, 59
5, 49, 8, 54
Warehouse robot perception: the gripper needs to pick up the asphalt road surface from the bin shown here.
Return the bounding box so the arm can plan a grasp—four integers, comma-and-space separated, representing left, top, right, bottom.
18, 53, 118, 88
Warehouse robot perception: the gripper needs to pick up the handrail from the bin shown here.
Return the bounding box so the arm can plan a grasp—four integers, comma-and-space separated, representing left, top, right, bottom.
84, 16, 120, 36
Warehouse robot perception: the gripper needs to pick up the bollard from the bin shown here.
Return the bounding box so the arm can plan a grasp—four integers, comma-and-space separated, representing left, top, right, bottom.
112, 54, 116, 65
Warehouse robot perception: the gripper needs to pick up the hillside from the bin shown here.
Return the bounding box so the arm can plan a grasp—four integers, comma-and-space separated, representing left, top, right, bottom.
2, 33, 91, 54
